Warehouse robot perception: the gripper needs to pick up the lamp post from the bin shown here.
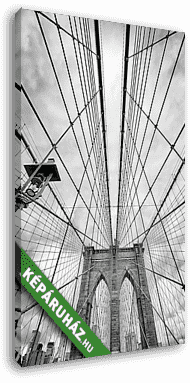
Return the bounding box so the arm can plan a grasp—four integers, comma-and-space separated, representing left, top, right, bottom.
15, 158, 61, 211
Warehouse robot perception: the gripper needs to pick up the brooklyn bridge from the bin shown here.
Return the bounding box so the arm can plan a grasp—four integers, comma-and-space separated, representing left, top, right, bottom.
15, 10, 185, 366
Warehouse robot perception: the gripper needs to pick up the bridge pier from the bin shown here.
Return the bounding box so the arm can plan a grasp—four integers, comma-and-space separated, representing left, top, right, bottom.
110, 243, 120, 352
134, 244, 158, 349
70, 243, 158, 360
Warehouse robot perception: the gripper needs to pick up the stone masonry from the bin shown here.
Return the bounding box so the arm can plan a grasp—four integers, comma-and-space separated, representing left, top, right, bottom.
70, 243, 158, 359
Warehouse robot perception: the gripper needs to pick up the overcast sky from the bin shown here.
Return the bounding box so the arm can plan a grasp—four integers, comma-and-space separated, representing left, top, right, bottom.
16, 10, 184, 240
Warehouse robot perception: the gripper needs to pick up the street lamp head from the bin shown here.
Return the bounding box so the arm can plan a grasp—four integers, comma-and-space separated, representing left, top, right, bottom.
25, 188, 36, 198
31, 173, 45, 187
24, 174, 45, 198
15, 159, 61, 211
24, 159, 61, 182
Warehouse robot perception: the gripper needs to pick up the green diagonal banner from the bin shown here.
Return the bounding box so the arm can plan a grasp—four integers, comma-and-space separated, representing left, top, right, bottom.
21, 248, 111, 358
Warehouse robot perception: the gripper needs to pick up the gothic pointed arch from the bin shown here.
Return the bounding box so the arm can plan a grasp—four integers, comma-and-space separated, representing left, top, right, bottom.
119, 267, 137, 295
88, 271, 111, 306
70, 244, 158, 359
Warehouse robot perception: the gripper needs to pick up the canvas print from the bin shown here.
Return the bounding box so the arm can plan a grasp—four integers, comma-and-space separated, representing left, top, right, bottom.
15, 8, 185, 367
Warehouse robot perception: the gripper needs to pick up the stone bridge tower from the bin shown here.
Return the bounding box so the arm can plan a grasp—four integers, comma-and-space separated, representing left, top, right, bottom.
70, 243, 158, 359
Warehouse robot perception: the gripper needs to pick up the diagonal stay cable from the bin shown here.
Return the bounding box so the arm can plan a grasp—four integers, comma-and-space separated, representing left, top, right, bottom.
84, 19, 113, 244
125, 33, 185, 165
124, 200, 184, 245
21, 192, 106, 248
35, 11, 72, 123
17, 265, 95, 316
127, 31, 177, 59
116, 24, 130, 243
126, 26, 144, 142
120, 120, 185, 248
127, 28, 167, 176
53, 130, 109, 310
68, 19, 110, 248
54, 140, 110, 247
126, 27, 152, 179
94, 19, 113, 247
118, 117, 185, 304
119, 124, 185, 245
35, 13, 101, 150
119, 26, 150, 246
118, 26, 144, 244
128, 258, 185, 289
96, 19, 113, 244
15, 127, 87, 247
15, 82, 100, 196
18, 26, 104, 249
118, 30, 170, 236
120, 120, 185, 286
80, 17, 99, 127
20, 111, 108, 250
54, 14, 110, 243
119, 158, 185, 316
119, 29, 158, 234
37, 11, 109, 245
16, 48, 110, 247
71, 17, 98, 143
126, 28, 155, 189
17, 15, 106, 361
85, 18, 100, 123
133, 296, 150, 348
125, 90, 183, 162
37, 11, 97, 56
116, 27, 142, 243
142, 156, 185, 243
130, 269, 180, 344
121, 158, 182, 282
119, 30, 183, 236
120, 125, 184, 241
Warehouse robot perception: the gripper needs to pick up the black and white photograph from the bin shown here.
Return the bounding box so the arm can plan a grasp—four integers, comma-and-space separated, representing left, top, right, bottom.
15, 8, 185, 367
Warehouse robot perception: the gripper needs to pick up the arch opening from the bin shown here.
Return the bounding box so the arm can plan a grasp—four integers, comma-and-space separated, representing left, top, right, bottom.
120, 277, 141, 352
90, 278, 111, 350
